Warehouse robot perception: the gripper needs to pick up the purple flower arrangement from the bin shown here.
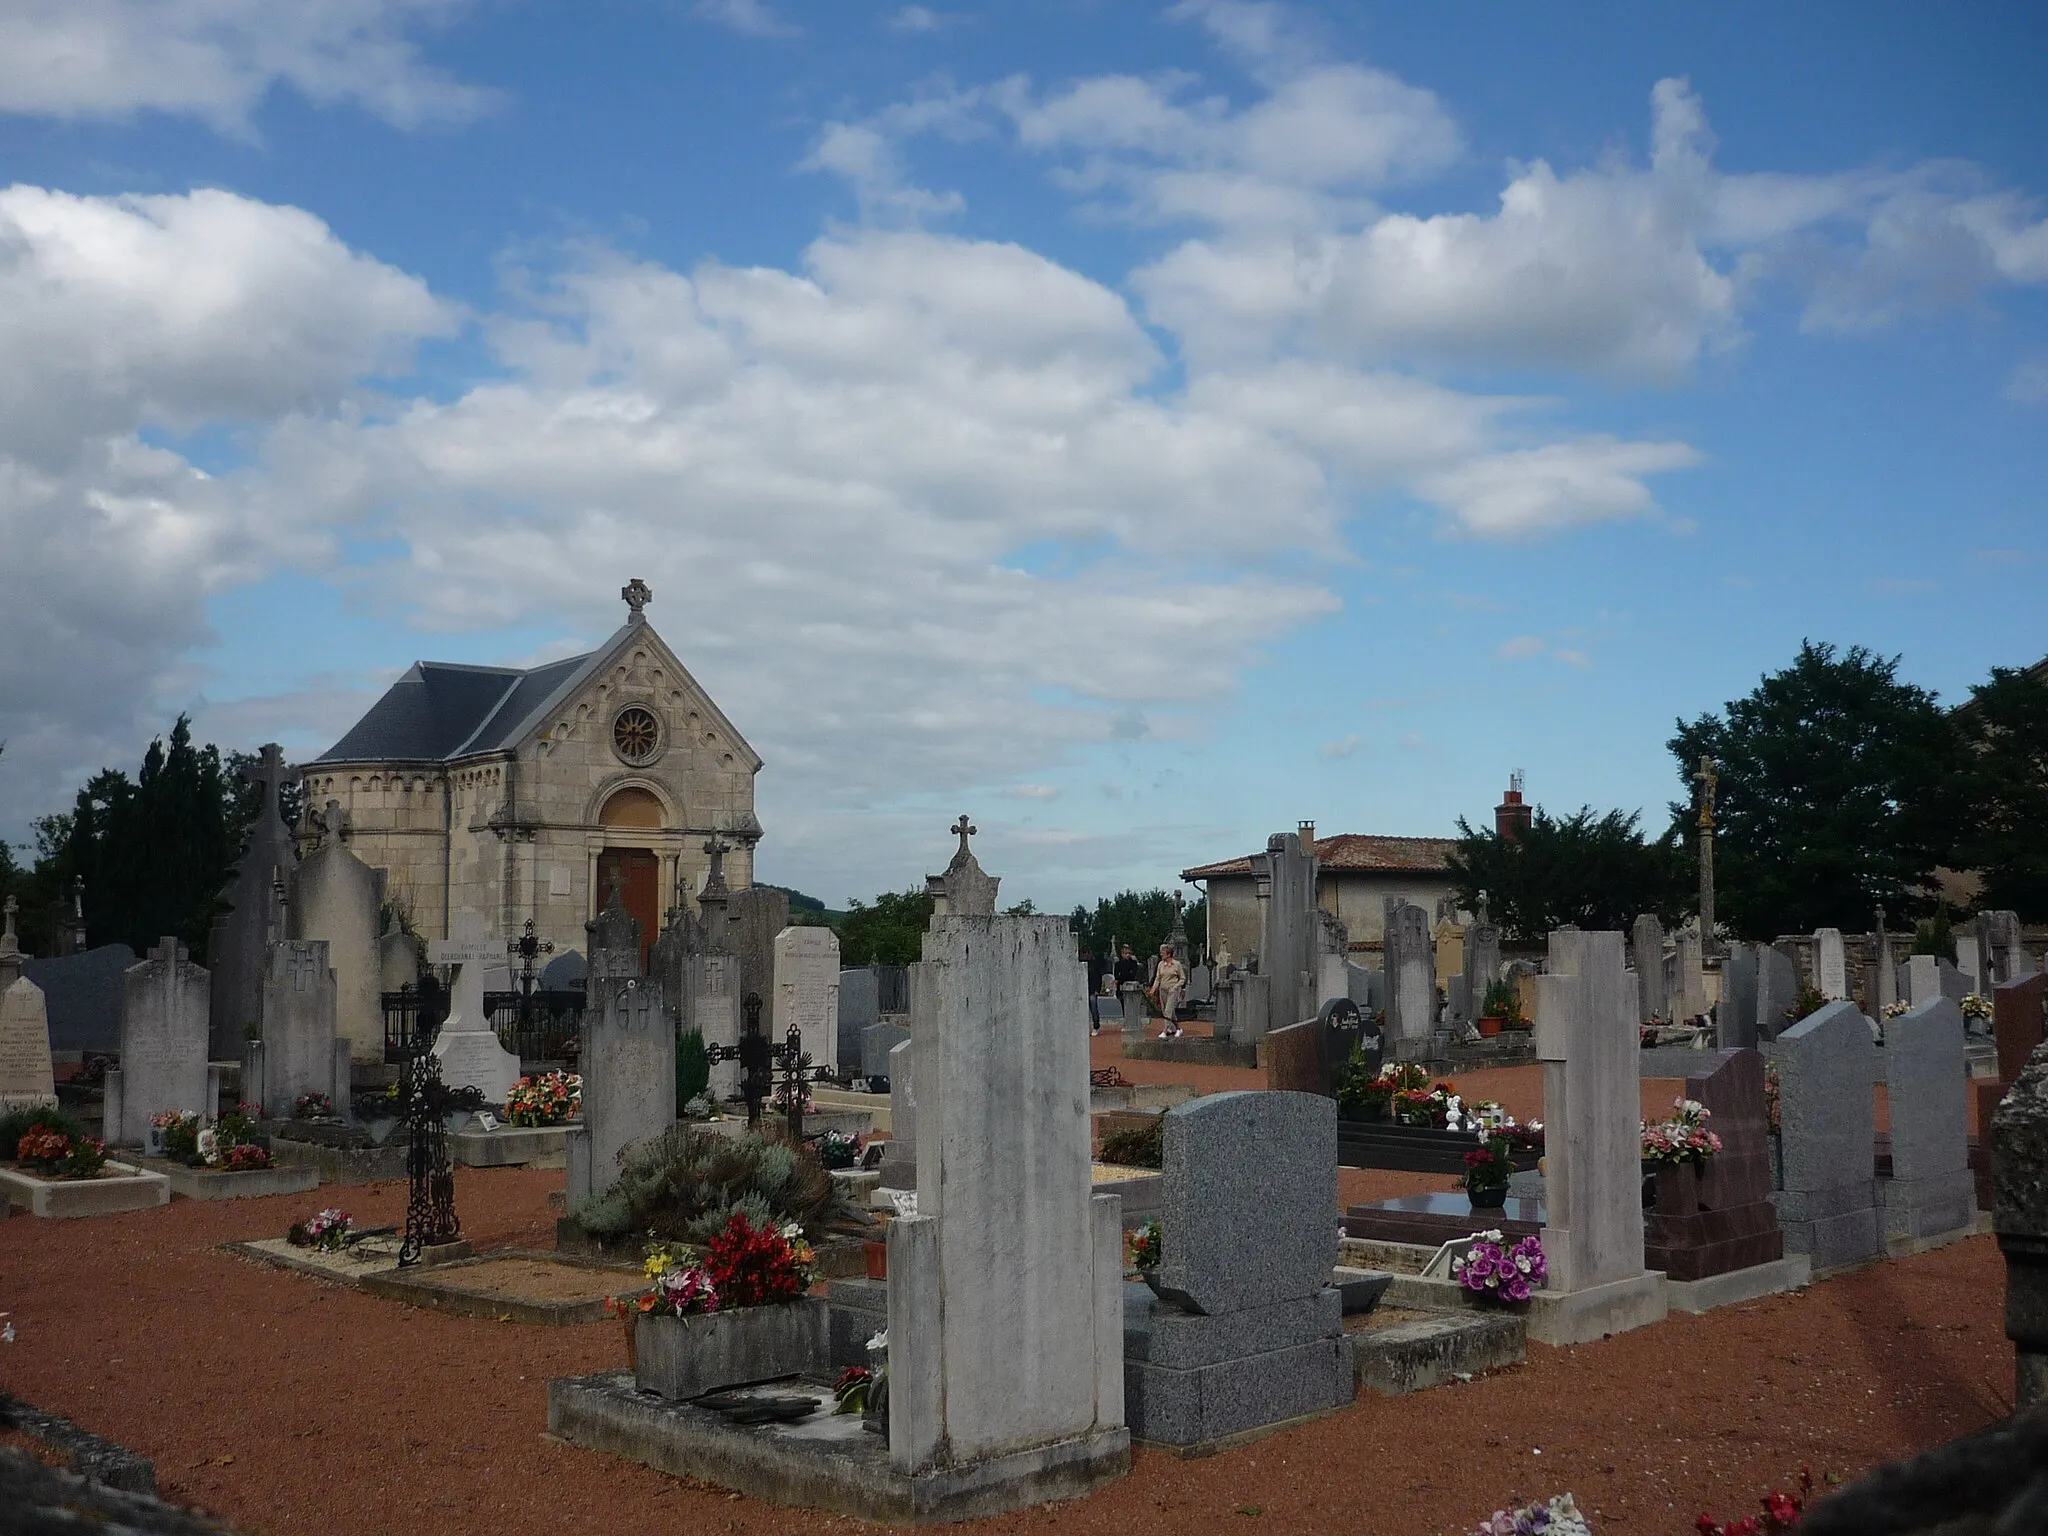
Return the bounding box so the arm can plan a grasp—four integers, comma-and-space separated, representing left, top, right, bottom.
1450, 1229, 1547, 1303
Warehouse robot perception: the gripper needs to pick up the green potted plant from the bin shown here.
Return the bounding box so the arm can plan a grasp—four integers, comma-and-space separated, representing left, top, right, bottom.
1461, 1135, 1515, 1211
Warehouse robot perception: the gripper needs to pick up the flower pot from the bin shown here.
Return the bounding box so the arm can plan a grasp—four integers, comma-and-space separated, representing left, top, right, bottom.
1477, 1015, 1504, 1038
1653, 1160, 1699, 1216
1139, 1269, 1163, 1298
1467, 1185, 1508, 1212
633, 1299, 829, 1400
864, 1240, 887, 1281
1359, 1100, 1389, 1123
621, 1308, 638, 1370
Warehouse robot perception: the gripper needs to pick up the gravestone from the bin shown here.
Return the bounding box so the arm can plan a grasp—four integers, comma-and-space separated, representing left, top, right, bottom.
19, 945, 137, 1054
1532, 930, 1665, 1340
1315, 995, 1366, 1097
877, 1036, 917, 1192
1718, 944, 1759, 1049
1261, 830, 1317, 1038
887, 912, 1126, 1481
1644, 1048, 1786, 1282
1771, 1000, 1882, 1270
1758, 944, 1800, 1043
249, 941, 348, 1119
1904, 955, 1970, 1010
1954, 926, 1984, 994
1121, 982, 1149, 1045
839, 967, 881, 1075
289, 803, 388, 1065
1186, 962, 1211, 1005
1345, 961, 1378, 1011
1382, 901, 1434, 1055
1871, 914, 1898, 1011
0, 900, 55, 1111
1433, 915, 1465, 997
1313, 910, 1350, 1007
1814, 928, 1849, 1001
863, 1020, 910, 1086
1258, 1018, 1320, 1095
1465, 915, 1501, 1018
1993, 973, 2048, 1086
773, 927, 841, 1075
683, 951, 741, 1100
924, 814, 1001, 918
1125, 1091, 1351, 1447
1632, 914, 1667, 1023
428, 911, 521, 1104
1673, 928, 1708, 1021
1991, 1041, 2048, 1407
566, 966, 671, 1209
724, 886, 790, 1034
1881, 998, 1976, 1244
539, 949, 585, 991
208, 743, 296, 1061
107, 939, 214, 1146
380, 929, 421, 992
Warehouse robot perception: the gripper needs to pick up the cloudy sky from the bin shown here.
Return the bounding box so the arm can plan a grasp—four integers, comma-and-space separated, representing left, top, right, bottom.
1, 1, 2044, 911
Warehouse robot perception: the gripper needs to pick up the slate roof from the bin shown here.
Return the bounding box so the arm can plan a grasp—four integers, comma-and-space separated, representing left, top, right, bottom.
1181, 833, 1459, 881
318, 627, 621, 764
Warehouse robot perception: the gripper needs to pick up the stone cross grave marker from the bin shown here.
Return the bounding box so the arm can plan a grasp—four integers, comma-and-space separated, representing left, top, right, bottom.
774, 927, 841, 1076
428, 910, 521, 1103
1632, 913, 1667, 1023
566, 969, 673, 1209
252, 940, 345, 1119
1772, 1000, 1881, 1269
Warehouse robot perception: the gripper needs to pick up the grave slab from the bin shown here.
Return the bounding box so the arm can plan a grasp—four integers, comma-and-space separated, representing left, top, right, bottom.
0, 1160, 170, 1218
144, 1159, 319, 1201
1662, 1254, 1811, 1314
1350, 1308, 1524, 1396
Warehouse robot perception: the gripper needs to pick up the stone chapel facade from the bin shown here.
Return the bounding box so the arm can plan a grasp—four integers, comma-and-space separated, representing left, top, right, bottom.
299, 580, 762, 960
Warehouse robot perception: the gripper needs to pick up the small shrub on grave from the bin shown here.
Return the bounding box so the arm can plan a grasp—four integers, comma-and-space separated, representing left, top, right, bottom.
571, 1124, 853, 1245
1097, 1115, 1163, 1169
675, 1028, 711, 1114
0, 1105, 81, 1162
15, 1127, 106, 1179
814, 1130, 864, 1170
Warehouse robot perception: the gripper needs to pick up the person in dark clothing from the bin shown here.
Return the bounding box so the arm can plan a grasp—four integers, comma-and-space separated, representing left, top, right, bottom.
1113, 945, 1144, 988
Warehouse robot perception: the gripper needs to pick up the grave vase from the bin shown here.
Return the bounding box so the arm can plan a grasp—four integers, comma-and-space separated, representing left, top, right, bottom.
1653, 1160, 1700, 1217
1476, 1015, 1504, 1038
1467, 1184, 1508, 1212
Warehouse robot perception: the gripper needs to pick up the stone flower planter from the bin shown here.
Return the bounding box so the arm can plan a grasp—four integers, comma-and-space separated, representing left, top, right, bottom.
1653, 1160, 1701, 1216
632, 1297, 829, 1400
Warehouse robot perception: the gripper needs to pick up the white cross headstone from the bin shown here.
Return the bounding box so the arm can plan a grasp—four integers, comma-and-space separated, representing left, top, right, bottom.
428, 910, 521, 1103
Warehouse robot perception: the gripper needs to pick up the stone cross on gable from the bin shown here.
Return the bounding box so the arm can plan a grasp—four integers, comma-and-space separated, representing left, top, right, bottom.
429, 910, 500, 1032
951, 814, 975, 856
622, 577, 652, 621
929, 812, 999, 918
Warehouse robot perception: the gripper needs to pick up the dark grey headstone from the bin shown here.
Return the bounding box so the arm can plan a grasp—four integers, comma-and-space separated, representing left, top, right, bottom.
1315, 996, 1363, 1095
1719, 944, 1759, 1049
1758, 944, 1799, 1043
540, 949, 586, 990
1158, 1090, 1335, 1316
21, 944, 137, 1053
862, 1020, 910, 1082
839, 967, 881, 1073
1771, 1000, 1881, 1268
1882, 997, 1975, 1240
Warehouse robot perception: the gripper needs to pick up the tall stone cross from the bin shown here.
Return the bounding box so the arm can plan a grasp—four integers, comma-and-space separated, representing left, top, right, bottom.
928, 814, 999, 918
621, 577, 652, 621
429, 910, 500, 1034
1693, 756, 1718, 955
951, 814, 975, 856
0, 894, 20, 987
702, 831, 730, 898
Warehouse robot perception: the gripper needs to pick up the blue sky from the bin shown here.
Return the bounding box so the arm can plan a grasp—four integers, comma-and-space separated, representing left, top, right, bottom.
0, 1, 2044, 912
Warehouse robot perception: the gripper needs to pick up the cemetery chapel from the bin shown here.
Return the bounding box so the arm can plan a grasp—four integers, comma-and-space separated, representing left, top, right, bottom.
300, 579, 761, 959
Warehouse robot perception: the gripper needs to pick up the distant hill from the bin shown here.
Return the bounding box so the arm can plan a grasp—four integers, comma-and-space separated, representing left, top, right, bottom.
760, 884, 846, 925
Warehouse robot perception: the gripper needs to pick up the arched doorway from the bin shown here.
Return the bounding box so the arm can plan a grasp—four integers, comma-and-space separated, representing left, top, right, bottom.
598, 786, 667, 968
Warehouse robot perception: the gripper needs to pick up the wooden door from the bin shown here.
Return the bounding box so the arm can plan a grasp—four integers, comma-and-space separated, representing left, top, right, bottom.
596, 848, 661, 969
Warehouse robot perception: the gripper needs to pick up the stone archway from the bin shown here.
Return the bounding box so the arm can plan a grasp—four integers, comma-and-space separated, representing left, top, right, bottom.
597, 786, 668, 967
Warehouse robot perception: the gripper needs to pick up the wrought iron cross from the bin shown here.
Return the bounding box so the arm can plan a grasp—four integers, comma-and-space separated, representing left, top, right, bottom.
398, 1045, 460, 1266
509, 918, 554, 1024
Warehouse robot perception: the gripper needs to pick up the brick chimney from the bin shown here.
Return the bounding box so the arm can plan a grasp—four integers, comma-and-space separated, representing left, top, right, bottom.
1495, 772, 1532, 842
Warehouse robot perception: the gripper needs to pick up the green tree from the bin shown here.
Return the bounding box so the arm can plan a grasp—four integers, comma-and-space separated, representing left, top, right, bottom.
1669, 642, 1963, 939
1952, 664, 2048, 918
836, 887, 935, 967
1067, 890, 1205, 964
38, 716, 252, 961
1445, 807, 1684, 944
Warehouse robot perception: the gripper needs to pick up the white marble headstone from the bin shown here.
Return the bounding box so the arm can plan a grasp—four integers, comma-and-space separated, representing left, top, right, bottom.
1814, 928, 1848, 1001
429, 910, 521, 1103
0, 976, 57, 1111
773, 926, 842, 1074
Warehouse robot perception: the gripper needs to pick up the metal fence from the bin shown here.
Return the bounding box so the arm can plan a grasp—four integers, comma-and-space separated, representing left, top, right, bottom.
381, 984, 586, 1066
874, 965, 910, 1014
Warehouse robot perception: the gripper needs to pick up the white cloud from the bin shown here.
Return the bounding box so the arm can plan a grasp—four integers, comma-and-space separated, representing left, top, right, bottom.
1553, 648, 1590, 669
888, 6, 950, 32
1418, 437, 1703, 538
1319, 734, 1362, 760
2006, 361, 2048, 405
693, 0, 794, 37
1497, 635, 1546, 661
0, 0, 493, 135
1002, 784, 1061, 800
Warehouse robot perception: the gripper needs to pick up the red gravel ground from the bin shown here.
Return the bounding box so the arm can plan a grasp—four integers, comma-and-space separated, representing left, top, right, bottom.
0, 1166, 2014, 1536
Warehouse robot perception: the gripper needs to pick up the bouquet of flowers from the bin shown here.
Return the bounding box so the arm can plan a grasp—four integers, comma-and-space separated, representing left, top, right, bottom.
1496, 1119, 1545, 1154
701, 1212, 816, 1308
1961, 993, 1994, 1023
815, 1130, 864, 1170
160, 1110, 204, 1162
1451, 1230, 1546, 1303
503, 1071, 582, 1127
1468, 1493, 1590, 1536
1128, 1217, 1163, 1272
1642, 1099, 1724, 1165
290, 1207, 355, 1252
1880, 1000, 1911, 1019
295, 1092, 334, 1118
1394, 1080, 1460, 1128
832, 1365, 874, 1414
226, 1142, 272, 1172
